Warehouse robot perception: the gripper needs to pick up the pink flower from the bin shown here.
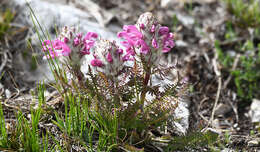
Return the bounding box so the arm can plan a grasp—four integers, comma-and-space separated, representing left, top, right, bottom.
161, 32, 175, 53
106, 52, 113, 63
73, 37, 80, 46
117, 12, 175, 65
42, 39, 71, 59
91, 58, 103, 67
152, 38, 158, 48
118, 25, 143, 46
64, 37, 69, 43
82, 32, 98, 55
118, 25, 151, 57
117, 48, 123, 54
136, 39, 150, 54
150, 24, 156, 33
140, 23, 145, 29
159, 26, 169, 35
73, 33, 82, 46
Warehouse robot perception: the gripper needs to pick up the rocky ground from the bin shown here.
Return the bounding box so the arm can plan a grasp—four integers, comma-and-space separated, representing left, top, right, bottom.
1, 0, 260, 151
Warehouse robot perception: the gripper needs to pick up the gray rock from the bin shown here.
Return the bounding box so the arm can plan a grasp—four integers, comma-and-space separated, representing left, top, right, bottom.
214, 103, 232, 116
8, 0, 121, 83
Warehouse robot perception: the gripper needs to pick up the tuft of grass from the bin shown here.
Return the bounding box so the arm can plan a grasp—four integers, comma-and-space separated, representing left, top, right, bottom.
0, 9, 14, 40
224, 0, 260, 28
0, 82, 59, 151
216, 38, 260, 102
0, 99, 8, 149
216, 3, 260, 103
164, 131, 218, 151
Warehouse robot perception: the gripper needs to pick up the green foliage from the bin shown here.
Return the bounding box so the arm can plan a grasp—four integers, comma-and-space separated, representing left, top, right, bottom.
217, 0, 260, 103
216, 38, 260, 101
215, 40, 233, 68
0, 9, 14, 40
164, 131, 218, 151
224, 21, 237, 41
0, 82, 59, 151
224, 0, 260, 28
0, 101, 8, 148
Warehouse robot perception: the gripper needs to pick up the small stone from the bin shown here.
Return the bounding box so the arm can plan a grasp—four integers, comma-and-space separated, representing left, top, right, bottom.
201, 127, 221, 135
221, 148, 235, 152
176, 13, 195, 27
214, 103, 232, 116
175, 40, 188, 47
5, 89, 11, 99
248, 139, 260, 147
249, 99, 260, 123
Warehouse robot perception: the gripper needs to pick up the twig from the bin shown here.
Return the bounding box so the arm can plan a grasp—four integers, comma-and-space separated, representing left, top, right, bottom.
223, 54, 241, 89
207, 56, 222, 128
227, 98, 239, 122
0, 52, 8, 75
8, 71, 19, 89
198, 97, 210, 123
3, 88, 22, 111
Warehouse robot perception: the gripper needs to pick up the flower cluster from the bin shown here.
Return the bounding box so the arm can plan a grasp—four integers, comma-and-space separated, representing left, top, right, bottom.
117, 12, 175, 65
42, 12, 175, 78
42, 39, 71, 59
42, 26, 98, 60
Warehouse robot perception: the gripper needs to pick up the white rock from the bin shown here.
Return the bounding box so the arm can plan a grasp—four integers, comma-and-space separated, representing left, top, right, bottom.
249, 99, 260, 123
170, 97, 190, 135
176, 13, 195, 28
176, 40, 188, 47
248, 139, 260, 147
221, 148, 235, 152
160, 0, 172, 7
5, 89, 11, 99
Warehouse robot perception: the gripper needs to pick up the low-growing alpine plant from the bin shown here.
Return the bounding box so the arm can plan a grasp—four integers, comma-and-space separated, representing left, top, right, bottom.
40, 12, 187, 150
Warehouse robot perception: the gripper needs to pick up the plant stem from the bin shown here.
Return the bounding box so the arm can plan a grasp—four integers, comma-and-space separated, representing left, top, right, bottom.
140, 70, 150, 108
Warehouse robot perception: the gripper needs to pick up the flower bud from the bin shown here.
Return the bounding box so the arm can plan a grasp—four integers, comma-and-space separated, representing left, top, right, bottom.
82, 39, 125, 77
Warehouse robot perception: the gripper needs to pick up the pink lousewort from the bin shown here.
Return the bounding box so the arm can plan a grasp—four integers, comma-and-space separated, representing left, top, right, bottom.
42, 39, 71, 59
42, 27, 98, 60
81, 32, 98, 55
117, 12, 175, 65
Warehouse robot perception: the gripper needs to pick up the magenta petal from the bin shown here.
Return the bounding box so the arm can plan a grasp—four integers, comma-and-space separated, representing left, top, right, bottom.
126, 47, 135, 56
61, 44, 71, 56
162, 47, 171, 53
168, 32, 174, 39
150, 24, 156, 33
91, 59, 103, 67
140, 23, 145, 29
73, 37, 80, 46
152, 38, 158, 48
106, 52, 113, 63
159, 26, 169, 35
64, 37, 69, 43
85, 32, 98, 39
117, 48, 123, 54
